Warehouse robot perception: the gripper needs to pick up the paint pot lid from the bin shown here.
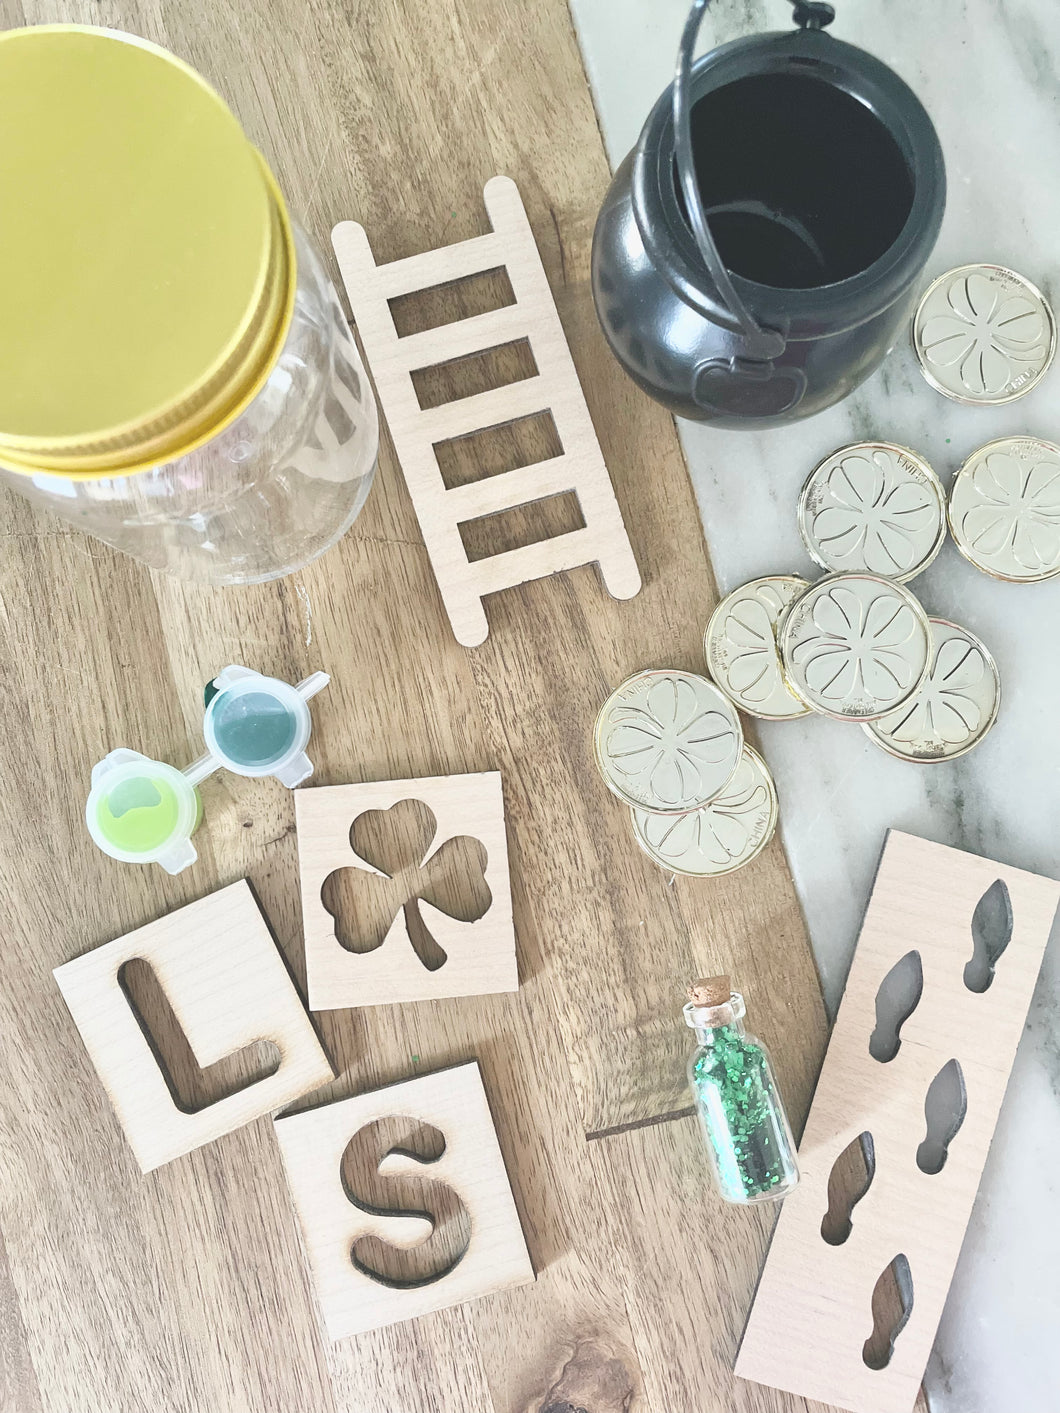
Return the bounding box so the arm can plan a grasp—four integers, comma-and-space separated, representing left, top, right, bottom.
86, 749, 200, 869
202, 666, 315, 778
0, 25, 295, 479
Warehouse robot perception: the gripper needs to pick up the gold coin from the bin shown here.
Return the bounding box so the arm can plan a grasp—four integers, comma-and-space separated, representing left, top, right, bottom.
797, 442, 945, 582
630, 746, 778, 877
778, 573, 932, 721
704, 576, 812, 721
948, 436, 1060, 582
594, 669, 743, 814
912, 264, 1056, 405
864, 618, 1001, 762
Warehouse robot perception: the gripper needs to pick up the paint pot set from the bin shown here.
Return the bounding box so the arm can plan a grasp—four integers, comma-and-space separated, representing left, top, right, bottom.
85, 667, 329, 874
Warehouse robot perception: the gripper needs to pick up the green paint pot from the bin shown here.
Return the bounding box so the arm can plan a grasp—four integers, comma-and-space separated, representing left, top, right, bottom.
86, 749, 201, 873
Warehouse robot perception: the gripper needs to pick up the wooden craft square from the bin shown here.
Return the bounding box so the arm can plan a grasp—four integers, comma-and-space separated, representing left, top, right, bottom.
295, 771, 517, 1011
54, 880, 334, 1173
274, 1061, 534, 1340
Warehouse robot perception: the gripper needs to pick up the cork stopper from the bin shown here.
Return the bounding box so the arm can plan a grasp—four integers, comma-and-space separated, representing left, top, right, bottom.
688, 975, 731, 1008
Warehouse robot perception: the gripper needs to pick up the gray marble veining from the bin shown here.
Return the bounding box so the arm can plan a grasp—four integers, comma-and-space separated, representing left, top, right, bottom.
569, 1, 1060, 1408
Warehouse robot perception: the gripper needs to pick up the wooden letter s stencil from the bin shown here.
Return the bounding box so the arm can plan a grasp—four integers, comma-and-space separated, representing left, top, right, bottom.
273, 1064, 534, 1340
340, 1116, 470, 1288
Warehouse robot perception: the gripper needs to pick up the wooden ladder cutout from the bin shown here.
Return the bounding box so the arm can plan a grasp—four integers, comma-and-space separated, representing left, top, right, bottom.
333, 175, 641, 647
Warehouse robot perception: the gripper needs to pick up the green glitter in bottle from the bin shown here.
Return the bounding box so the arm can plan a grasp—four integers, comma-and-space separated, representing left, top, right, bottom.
685, 976, 799, 1205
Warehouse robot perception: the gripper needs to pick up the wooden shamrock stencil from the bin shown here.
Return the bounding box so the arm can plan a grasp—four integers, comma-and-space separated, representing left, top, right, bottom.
296, 772, 518, 1010
322, 799, 491, 972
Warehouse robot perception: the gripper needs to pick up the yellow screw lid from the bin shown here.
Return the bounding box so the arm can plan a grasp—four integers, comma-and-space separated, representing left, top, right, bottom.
0, 26, 296, 479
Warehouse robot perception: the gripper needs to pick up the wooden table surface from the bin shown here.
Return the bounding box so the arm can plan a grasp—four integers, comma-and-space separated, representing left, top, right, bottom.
0, 1, 843, 1410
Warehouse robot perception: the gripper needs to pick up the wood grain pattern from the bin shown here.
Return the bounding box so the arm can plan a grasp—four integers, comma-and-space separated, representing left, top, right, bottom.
0, 0, 830, 1408
296, 772, 517, 1009
737, 831, 1060, 1413
53, 880, 335, 1171
333, 175, 641, 648
274, 1061, 533, 1339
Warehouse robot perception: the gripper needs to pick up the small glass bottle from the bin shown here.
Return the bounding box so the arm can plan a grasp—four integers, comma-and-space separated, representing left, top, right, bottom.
685, 975, 799, 1205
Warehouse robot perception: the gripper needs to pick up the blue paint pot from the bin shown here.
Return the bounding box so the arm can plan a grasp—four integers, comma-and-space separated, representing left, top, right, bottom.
203, 666, 329, 786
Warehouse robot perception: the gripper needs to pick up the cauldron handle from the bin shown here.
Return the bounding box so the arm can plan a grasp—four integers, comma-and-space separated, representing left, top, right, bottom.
672, 0, 836, 362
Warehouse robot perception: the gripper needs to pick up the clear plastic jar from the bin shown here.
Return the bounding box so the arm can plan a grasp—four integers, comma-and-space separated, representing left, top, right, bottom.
684, 976, 799, 1205
0, 27, 377, 585
3, 229, 377, 584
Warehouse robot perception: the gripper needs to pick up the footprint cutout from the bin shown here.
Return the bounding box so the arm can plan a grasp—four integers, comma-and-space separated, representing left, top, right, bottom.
868, 950, 924, 1063
916, 1059, 967, 1175
863, 1253, 914, 1370
821, 1132, 875, 1246
964, 878, 1012, 994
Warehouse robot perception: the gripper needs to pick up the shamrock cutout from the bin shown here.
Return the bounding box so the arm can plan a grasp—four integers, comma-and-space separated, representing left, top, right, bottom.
321, 799, 491, 972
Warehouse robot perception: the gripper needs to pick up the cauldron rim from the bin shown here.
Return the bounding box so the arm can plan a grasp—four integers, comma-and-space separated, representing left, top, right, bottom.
632, 26, 946, 342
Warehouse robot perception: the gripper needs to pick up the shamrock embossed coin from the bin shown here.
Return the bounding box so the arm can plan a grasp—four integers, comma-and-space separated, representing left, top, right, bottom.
630, 746, 778, 877
779, 573, 932, 721
594, 669, 743, 814
864, 618, 1000, 762
948, 436, 1060, 582
797, 442, 945, 582
705, 576, 811, 721
913, 264, 1056, 405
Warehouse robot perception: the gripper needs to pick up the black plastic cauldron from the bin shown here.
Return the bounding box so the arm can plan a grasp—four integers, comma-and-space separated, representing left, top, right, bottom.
591, 0, 946, 427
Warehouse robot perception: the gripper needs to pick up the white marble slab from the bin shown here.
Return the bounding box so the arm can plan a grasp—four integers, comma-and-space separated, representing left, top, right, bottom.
570, 2, 1060, 1409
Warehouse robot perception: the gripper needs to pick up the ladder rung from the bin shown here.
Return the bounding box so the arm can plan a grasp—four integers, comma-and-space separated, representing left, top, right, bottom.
367, 231, 509, 301
468, 528, 599, 598
444, 456, 576, 522
417, 375, 552, 445
390, 304, 530, 371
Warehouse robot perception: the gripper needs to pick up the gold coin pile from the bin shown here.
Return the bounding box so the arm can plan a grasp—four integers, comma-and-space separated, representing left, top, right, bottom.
596, 264, 1060, 875
594, 668, 778, 877
595, 439, 1009, 879
704, 566, 1000, 763
706, 566, 1000, 766
707, 440, 1003, 764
